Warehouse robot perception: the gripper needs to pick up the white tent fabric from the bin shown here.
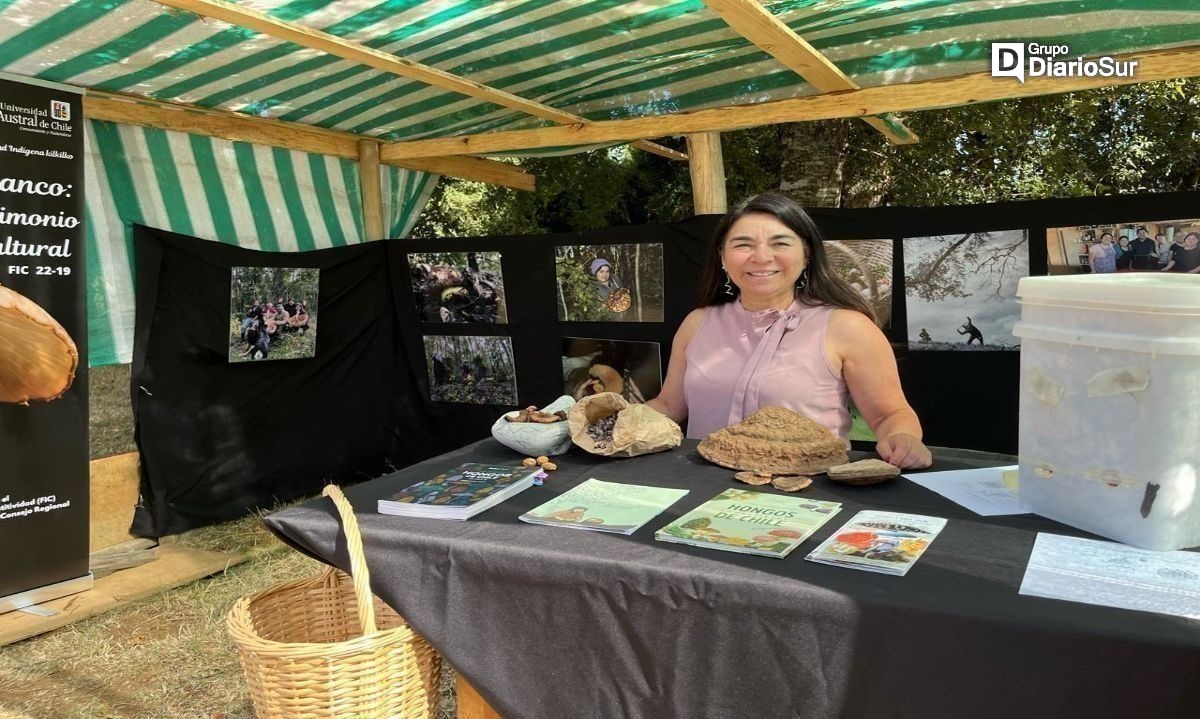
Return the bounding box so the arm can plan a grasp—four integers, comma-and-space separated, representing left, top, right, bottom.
83, 119, 436, 365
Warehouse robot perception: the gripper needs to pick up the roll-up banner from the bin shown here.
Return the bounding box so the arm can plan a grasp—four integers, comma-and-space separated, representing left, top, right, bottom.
0, 73, 91, 613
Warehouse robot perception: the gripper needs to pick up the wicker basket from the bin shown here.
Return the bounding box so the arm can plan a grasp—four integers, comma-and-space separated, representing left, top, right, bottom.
228, 485, 441, 719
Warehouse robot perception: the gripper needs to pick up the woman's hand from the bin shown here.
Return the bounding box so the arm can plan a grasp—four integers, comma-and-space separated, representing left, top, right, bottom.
876, 433, 932, 469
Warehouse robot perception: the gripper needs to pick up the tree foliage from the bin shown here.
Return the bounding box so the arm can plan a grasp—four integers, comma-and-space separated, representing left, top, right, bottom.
409, 79, 1200, 238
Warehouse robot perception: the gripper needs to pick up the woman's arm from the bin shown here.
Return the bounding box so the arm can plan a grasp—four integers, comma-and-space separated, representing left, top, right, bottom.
826, 309, 932, 468
644, 308, 708, 424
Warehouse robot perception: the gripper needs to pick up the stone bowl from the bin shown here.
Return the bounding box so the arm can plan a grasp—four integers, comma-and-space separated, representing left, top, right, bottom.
490, 395, 576, 457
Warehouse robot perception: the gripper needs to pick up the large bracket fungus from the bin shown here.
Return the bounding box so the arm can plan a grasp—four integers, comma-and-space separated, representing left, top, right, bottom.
0, 284, 78, 404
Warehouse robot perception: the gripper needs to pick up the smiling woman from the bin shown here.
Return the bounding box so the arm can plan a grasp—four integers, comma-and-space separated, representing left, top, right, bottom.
644, 193, 932, 469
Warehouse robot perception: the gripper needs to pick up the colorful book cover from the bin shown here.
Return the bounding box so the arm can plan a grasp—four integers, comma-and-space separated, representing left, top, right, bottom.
520, 478, 688, 535
381, 463, 539, 509
655, 488, 842, 559
804, 510, 947, 575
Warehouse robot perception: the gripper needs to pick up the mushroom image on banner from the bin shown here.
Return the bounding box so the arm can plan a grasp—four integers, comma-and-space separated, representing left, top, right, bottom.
0, 283, 78, 404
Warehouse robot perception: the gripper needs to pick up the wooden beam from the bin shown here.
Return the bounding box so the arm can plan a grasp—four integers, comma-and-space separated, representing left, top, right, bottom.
358, 140, 384, 241
380, 45, 1200, 159
392, 156, 535, 193
633, 139, 688, 161
82, 90, 535, 190
152, 0, 686, 162
702, 0, 916, 145
686, 133, 727, 214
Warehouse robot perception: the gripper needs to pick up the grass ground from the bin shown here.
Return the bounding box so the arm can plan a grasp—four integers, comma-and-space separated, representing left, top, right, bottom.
0, 366, 456, 719
0, 510, 458, 719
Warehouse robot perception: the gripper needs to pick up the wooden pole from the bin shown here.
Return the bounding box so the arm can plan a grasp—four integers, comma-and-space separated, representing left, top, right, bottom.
358, 139, 384, 240
457, 674, 503, 719
686, 132, 727, 215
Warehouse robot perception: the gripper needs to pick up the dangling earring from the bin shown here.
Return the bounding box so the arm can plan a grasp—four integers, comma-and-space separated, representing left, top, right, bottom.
796, 269, 808, 291
722, 269, 735, 297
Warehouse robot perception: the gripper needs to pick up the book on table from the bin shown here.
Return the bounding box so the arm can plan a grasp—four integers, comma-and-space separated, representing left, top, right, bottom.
519, 478, 688, 535
376, 462, 543, 520
804, 510, 947, 576
654, 488, 842, 559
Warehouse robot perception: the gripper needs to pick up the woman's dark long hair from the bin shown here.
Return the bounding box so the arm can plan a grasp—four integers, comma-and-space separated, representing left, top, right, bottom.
695, 192, 877, 322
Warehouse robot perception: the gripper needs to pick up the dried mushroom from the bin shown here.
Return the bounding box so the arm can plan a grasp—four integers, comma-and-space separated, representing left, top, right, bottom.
698, 407, 848, 475
826, 459, 901, 486
0, 284, 77, 404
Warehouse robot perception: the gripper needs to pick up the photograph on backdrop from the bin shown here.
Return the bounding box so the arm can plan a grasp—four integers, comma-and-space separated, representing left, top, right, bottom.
1046, 218, 1200, 275
903, 230, 1028, 351
423, 334, 517, 405
825, 239, 894, 328
562, 337, 663, 404
228, 267, 319, 363
408, 251, 508, 323
555, 243, 664, 322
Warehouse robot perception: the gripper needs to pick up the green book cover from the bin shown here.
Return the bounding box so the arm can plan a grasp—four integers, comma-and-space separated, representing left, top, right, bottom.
520, 478, 689, 535
656, 488, 842, 559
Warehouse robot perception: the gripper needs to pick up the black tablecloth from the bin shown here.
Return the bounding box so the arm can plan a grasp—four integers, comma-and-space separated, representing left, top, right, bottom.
265, 439, 1200, 719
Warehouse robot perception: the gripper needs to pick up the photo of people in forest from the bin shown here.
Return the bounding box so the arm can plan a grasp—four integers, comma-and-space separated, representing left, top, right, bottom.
904, 230, 1028, 351
228, 267, 318, 363
408, 251, 508, 323
561, 337, 662, 404
423, 334, 517, 405
1046, 218, 1200, 275
555, 243, 664, 322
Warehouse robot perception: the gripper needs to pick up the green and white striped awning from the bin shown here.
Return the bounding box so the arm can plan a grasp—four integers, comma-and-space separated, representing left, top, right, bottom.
3, 0, 1198, 142
3, 0, 1200, 366
82, 120, 435, 365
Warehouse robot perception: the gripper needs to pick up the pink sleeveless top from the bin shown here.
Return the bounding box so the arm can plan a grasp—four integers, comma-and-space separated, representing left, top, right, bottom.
683, 300, 851, 440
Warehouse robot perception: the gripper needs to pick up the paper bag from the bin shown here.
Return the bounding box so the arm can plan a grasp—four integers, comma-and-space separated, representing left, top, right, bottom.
568, 392, 682, 457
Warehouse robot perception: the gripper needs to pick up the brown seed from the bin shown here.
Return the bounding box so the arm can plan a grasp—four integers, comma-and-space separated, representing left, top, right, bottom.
522, 457, 538, 468
535, 456, 550, 465
734, 471, 773, 486
771, 475, 813, 492
541, 461, 557, 471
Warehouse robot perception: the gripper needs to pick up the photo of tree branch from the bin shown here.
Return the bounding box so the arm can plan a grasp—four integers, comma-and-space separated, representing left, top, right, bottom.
228, 266, 318, 363
904, 230, 1028, 351
423, 334, 517, 405
555, 243, 664, 322
408, 251, 507, 323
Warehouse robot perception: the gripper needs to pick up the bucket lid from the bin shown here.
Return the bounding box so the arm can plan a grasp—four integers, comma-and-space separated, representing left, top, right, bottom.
1017, 274, 1200, 312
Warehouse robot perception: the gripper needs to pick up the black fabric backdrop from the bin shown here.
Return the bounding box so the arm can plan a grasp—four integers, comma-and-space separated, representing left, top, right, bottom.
130, 226, 403, 536
132, 192, 1200, 534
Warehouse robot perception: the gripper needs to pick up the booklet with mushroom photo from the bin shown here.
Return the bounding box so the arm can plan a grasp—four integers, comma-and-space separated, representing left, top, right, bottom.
520, 478, 688, 535
655, 488, 843, 559
804, 510, 947, 576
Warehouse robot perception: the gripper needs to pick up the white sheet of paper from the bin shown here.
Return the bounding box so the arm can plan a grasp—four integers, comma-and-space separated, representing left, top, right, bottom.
1019, 533, 1200, 620
904, 465, 1026, 516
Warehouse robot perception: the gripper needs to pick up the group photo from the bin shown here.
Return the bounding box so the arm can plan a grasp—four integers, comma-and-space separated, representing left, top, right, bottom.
227, 266, 319, 363
1046, 218, 1200, 275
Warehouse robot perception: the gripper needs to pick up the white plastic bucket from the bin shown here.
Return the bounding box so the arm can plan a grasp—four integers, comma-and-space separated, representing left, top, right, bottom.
1013, 274, 1200, 550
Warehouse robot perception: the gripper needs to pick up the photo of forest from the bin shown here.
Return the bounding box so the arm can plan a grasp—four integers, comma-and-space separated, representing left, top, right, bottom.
562, 337, 662, 404
408, 251, 507, 323
228, 266, 318, 363
903, 230, 1028, 351
555, 243, 664, 322
423, 334, 517, 405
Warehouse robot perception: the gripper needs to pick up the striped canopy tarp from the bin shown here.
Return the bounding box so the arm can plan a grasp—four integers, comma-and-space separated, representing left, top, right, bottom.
83, 120, 436, 365
3, 0, 1199, 364
3, 0, 1197, 142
